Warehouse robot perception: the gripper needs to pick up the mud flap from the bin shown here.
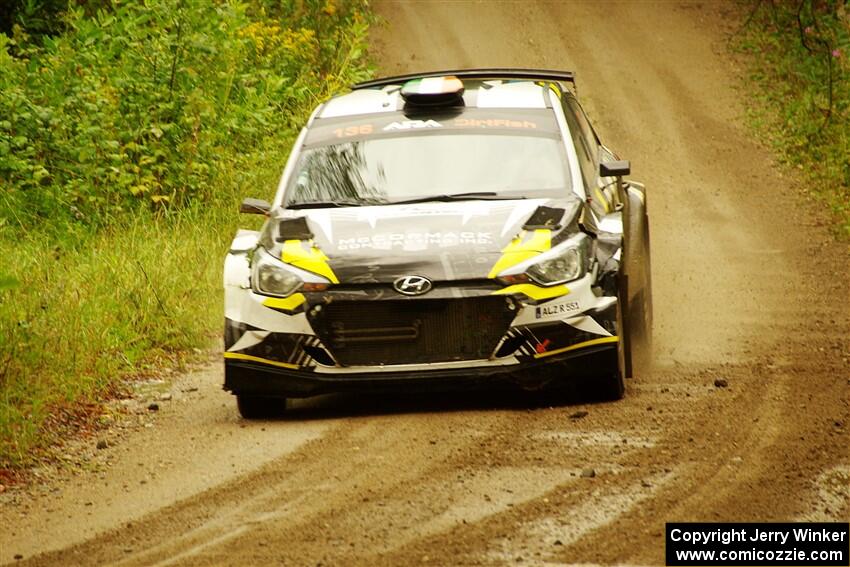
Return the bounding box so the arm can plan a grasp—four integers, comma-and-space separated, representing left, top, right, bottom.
619, 272, 634, 378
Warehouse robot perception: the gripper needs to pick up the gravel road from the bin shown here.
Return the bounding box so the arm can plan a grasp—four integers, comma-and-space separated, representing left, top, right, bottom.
3, 2, 848, 565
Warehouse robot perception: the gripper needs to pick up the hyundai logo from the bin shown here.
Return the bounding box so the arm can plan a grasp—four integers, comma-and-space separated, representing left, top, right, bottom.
393, 275, 433, 296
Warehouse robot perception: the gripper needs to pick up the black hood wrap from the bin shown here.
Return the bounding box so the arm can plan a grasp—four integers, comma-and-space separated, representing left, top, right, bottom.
261, 197, 594, 284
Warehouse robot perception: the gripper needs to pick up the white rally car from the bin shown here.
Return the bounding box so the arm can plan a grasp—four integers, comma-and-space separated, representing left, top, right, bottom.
224, 69, 652, 418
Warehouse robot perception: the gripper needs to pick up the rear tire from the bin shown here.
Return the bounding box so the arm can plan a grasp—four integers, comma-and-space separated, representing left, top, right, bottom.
236, 395, 287, 419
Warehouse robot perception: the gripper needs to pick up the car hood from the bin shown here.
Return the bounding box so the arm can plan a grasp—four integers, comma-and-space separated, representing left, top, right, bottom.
263, 197, 587, 284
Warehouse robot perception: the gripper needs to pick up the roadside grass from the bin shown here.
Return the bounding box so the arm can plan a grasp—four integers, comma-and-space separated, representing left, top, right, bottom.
0, 0, 374, 469
0, 211, 223, 464
0, 141, 307, 467
734, 1, 850, 238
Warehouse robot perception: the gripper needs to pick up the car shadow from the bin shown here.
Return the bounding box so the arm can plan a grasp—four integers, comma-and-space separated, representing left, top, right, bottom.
270, 383, 613, 422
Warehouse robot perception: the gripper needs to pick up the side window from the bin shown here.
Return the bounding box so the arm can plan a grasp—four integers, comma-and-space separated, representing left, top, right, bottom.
561, 98, 595, 189
562, 96, 609, 215
567, 98, 600, 171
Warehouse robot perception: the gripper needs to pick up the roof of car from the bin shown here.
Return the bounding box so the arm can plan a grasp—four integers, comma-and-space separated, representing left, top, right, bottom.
316, 69, 576, 120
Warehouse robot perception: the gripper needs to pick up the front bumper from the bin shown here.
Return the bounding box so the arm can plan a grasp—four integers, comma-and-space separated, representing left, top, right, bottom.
224, 249, 621, 398
224, 340, 618, 398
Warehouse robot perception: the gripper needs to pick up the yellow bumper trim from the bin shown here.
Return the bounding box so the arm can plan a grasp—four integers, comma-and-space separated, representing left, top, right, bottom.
493, 283, 570, 301
263, 293, 306, 312
223, 352, 299, 369
533, 336, 618, 359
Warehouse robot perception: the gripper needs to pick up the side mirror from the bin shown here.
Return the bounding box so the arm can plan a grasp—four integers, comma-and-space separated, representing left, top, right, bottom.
600, 160, 630, 177
599, 161, 630, 213
240, 198, 271, 215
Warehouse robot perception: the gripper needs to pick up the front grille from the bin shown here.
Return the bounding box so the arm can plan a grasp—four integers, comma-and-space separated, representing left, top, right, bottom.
309, 297, 515, 366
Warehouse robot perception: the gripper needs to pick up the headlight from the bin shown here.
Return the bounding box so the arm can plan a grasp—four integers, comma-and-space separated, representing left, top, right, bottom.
494, 233, 592, 287
251, 248, 303, 297
526, 247, 586, 285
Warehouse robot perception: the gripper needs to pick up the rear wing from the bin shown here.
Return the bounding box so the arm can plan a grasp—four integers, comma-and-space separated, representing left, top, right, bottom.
353, 68, 576, 91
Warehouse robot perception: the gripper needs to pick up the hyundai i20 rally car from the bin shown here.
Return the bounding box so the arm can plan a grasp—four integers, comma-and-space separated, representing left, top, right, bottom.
224, 69, 652, 418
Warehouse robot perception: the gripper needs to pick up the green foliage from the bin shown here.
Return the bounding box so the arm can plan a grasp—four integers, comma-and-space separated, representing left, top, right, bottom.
736, 0, 850, 236
0, 0, 72, 39
0, 0, 373, 467
0, 0, 371, 231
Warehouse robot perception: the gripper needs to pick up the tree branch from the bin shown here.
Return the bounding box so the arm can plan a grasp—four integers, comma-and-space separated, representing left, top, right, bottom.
797, 0, 814, 53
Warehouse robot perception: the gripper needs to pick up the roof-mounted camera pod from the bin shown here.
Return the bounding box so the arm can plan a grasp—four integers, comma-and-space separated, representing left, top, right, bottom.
399, 76, 466, 107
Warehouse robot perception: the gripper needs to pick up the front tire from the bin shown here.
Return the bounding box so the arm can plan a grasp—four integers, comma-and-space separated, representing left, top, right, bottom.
623, 189, 653, 376
628, 219, 653, 375
236, 395, 287, 419
592, 300, 626, 401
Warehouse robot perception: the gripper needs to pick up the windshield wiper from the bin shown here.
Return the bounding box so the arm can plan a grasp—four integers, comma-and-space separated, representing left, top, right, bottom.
287, 200, 377, 209
288, 192, 527, 209
388, 192, 526, 205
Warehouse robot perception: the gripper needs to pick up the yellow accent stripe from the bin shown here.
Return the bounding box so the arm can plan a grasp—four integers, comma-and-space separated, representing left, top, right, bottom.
492, 283, 569, 301
224, 352, 299, 369
263, 293, 306, 312
488, 229, 552, 278
595, 187, 611, 213
281, 240, 339, 284
533, 336, 619, 359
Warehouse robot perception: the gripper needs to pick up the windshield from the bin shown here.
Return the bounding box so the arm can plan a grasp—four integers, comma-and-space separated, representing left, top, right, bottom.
284, 133, 571, 207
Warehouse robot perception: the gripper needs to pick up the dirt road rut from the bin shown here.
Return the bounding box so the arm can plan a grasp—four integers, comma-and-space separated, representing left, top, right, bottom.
3, 2, 848, 565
